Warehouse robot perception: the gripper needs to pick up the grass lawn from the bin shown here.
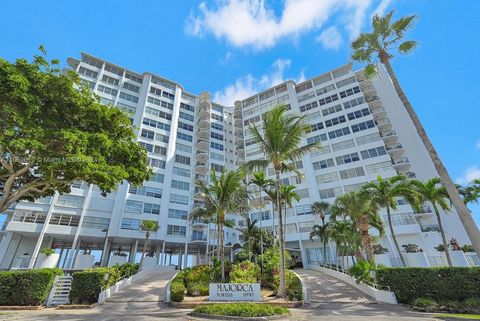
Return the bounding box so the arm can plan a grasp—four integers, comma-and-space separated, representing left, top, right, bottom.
437, 314, 480, 320
193, 303, 289, 317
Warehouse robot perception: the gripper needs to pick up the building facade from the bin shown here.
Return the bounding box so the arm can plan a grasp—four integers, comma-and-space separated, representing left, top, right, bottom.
0, 53, 478, 270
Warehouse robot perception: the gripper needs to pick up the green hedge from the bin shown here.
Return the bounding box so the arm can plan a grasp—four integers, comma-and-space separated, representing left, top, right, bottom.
286, 270, 303, 301
0, 268, 63, 306
376, 267, 480, 304
194, 303, 289, 317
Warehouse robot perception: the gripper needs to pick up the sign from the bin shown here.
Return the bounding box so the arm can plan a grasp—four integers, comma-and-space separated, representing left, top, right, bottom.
209, 283, 261, 301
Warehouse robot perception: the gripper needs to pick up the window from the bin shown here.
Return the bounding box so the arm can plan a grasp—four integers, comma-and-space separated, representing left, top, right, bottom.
319, 187, 342, 199
143, 203, 160, 215
154, 133, 169, 143
168, 209, 188, 220
176, 143, 192, 153
316, 84, 335, 96
162, 91, 175, 100
310, 122, 324, 132
211, 163, 224, 172
211, 142, 224, 151
82, 56, 103, 68
104, 64, 123, 76
119, 92, 139, 103
325, 115, 346, 128
80, 79, 95, 90
175, 154, 191, 165
322, 104, 343, 117
179, 111, 194, 122
336, 76, 355, 88
147, 96, 173, 110
299, 101, 318, 112
149, 173, 164, 183
139, 142, 167, 156
335, 152, 360, 165
318, 94, 339, 106
128, 186, 162, 198
316, 172, 339, 184
148, 158, 166, 169
339, 86, 361, 98
177, 132, 192, 142
332, 139, 355, 152
313, 74, 332, 86
78, 66, 98, 78
150, 86, 162, 96
211, 152, 224, 161
251, 210, 270, 221
125, 73, 143, 83
307, 133, 328, 145
295, 81, 313, 93
171, 179, 190, 191
328, 127, 351, 139
124, 200, 143, 214
173, 167, 190, 178
297, 188, 310, 199
123, 82, 140, 93
180, 102, 195, 112
351, 120, 375, 133
178, 121, 193, 132
121, 218, 140, 230
347, 108, 370, 120
344, 183, 365, 193
296, 205, 313, 216
211, 114, 223, 122
343, 97, 365, 109
151, 77, 175, 90
365, 161, 392, 174
140, 129, 155, 140
97, 84, 118, 96
313, 158, 335, 170
83, 216, 110, 229
12, 210, 47, 224
142, 118, 171, 131
167, 225, 186, 236
339, 167, 365, 180
361, 146, 387, 159
210, 132, 223, 140
145, 107, 172, 121
298, 91, 315, 103
49, 213, 80, 226
102, 75, 119, 86
311, 145, 331, 157
356, 132, 381, 145
211, 123, 223, 131
170, 194, 189, 205
56, 195, 85, 208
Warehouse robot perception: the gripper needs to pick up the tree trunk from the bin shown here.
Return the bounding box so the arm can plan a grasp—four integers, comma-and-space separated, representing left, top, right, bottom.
323, 240, 327, 265
386, 205, 407, 267
140, 234, 149, 268
358, 216, 373, 261
433, 203, 452, 267
380, 55, 480, 258
220, 222, 226, 282
271, 202, 276, 241
275, 168, 286, 297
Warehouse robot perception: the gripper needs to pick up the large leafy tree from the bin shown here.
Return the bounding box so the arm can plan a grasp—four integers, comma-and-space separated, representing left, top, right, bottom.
362, 175, 412, 267
411, 178, 453, 266
245, 105, 319, 297
352, 11, 480, 256
0, 48, 150, 212
139, 220, 159, 268
331, 191, 384, 261
193, 169, 249, 282
311, 201, 330, 264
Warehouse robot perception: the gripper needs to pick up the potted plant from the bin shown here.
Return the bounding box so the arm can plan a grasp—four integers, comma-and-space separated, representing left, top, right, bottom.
402, 243, 429, 267
142, 249, 157, 267
373, 244, 391, 267
74, 246, 95, 269
109, 246, 128, 266
35, 247, 60, 268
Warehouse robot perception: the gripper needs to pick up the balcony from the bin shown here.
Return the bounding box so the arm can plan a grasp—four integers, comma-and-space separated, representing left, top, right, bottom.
380, 130, 398, 144
375, 118, 392, 131
235, 126, 244, 135
191, 218, 208, 227
195, 152, 208, 163
197, 118, 210, 129
386, 143, 404, 158
197, 130, 209, 140
421, 224, 440, 233
415, 205, 433, 216
198, 106, 210, 119
234, 118, 243, 126
196, 140, 209, 151
191, 233, 207, 242
392, 157, 411, 171
195, 162, 209, 175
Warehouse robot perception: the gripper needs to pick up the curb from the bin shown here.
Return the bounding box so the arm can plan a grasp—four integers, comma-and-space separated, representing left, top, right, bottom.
171, 301, 302, 309
189, 311, 291, 320
55, 304, 97, 310
0, 306, 43, 310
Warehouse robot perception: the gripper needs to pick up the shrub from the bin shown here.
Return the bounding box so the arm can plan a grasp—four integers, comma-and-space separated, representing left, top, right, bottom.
258, 246, 291, 290
373, 244, 389, 255
229, 261, 260, 283
401, 244, 423, 253
40, 247, 56, 256
170, 281, 186, 302
413, 298, 438, 311
462, 245, 475, 253
69, 270, 108, 304
285, 270, 303, 301
183, 265, 212, 285
193, 303, 289, 317
349, 260, 375, 284
443, 300, 463, 312
464, 298, 480, 314
186, 282, 209, 296
0, 268, 61, 306
376, 267, 480, 304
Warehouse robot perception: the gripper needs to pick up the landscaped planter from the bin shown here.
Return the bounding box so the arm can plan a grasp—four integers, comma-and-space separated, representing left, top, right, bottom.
74, 254, 95, 270
34, 253, 60, 268
405, 252, 429, 267
109, 256, 127, 267
142, 256, 158, 268
449, 250, 469, 267
374, 254, 391, 267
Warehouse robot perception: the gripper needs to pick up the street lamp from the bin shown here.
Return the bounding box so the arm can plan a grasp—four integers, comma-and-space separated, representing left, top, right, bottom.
99, 228, 109, 267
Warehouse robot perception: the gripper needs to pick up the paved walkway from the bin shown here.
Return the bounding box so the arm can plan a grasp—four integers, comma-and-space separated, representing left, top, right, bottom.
295, 269, 373, 304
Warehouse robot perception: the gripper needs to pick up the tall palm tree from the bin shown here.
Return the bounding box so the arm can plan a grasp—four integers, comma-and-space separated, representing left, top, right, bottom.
193, 168, 249, 282
309, 222, 332, 265
245, 105, 319, 297
139, 220, 159, 268
242, 218, 260, 261
249, 171, 276, 238
411, 178, 453, 266
311, 201, 330, 264
363, 175, 412, 267
326, 220, 359, 270
352, 10, 480, 256
331, 191, 384, 261
279, 184, 300, 264
457, 179, 480, 208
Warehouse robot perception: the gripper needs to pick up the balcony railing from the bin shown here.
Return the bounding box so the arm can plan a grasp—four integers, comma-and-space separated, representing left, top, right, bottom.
386, 143, 403, 151
421, 224, 440, 232
393, 157, 410, 165
380, 130, 397, 138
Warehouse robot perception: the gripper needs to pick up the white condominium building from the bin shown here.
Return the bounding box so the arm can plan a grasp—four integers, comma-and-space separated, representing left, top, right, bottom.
0, 54, 477, 270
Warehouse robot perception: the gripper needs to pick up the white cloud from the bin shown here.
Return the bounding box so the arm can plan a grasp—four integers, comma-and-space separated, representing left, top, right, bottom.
220, 51, 232, 65
476, 140, 480, 150
213, 58, 302, 105
456, 166, 480, 185
187, 0, 391, 50
316, 26, 342, 50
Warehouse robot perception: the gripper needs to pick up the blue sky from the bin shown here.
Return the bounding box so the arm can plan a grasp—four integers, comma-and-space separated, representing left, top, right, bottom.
1, 0, 479, 222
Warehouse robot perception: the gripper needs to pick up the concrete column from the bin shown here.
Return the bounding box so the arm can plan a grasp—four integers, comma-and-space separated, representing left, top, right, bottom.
130, 240, 138, 263
160, 241, 165, 265
168, 252, 172, 265
183, 242, 188, 268
177, 247, 182, 269
230, 247, 233, 262
0, 232, 14, 267
197, 248, 201, 266
28, 192, 60, 268
156, 244, 161, 266
100, 238, 110, 267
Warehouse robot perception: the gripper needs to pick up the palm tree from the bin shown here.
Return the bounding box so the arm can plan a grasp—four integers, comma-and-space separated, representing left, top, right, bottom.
309, 222, 332, 265
326, 220, 359, 270
363, 175, 412, 267
245, 105, 319, 297
411, 178, 453, 266
457, 179, 480, 208
311, 201, 330, 264
279, 184, 300, 264
352, 10, 480, 256
331, 192, 384, 261
139, 220, 159, 268
249, 171, 276, 239
194, 168, 249, 282
242, 218, 260, 261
